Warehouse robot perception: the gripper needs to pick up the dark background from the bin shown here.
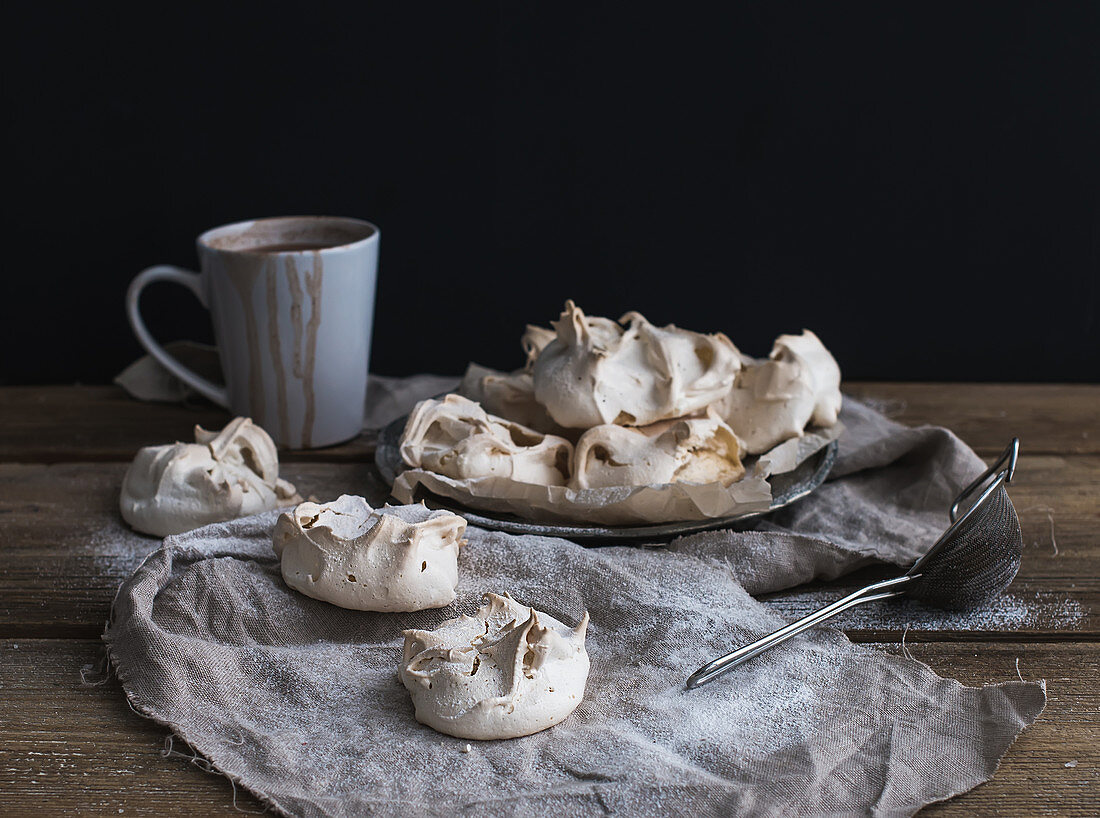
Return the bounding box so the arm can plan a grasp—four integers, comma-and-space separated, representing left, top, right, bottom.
3, 3, 1098, 384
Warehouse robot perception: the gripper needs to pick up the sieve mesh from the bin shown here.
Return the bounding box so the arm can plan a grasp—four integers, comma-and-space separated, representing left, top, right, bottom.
906, 483, 1022, 610
687, 439, 1023, 689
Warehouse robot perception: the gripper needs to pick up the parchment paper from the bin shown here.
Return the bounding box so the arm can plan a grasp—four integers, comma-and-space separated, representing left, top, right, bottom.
392, 429, 840, 526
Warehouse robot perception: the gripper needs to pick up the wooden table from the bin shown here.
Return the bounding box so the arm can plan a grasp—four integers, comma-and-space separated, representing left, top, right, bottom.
1, 384, 1097, 815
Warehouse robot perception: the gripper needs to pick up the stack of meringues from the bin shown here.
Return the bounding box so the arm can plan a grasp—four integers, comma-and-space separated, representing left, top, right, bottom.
400, 300, 842, 492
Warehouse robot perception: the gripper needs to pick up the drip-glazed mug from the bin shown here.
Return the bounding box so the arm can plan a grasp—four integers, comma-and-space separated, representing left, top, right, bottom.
126, 216, 379, 448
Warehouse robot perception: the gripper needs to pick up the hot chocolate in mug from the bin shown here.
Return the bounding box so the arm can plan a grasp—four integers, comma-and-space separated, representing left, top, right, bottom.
127, 216, 379, 448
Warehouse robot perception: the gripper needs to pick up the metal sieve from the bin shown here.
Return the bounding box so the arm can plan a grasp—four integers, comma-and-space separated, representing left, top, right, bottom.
687, 439, 1022, 690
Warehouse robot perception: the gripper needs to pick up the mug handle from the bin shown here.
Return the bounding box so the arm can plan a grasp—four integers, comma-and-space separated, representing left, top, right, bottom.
126, 265, 230, 407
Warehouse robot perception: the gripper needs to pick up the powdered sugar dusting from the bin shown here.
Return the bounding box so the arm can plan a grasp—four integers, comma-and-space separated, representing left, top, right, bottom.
764, 588, 1088, 632
83, 517, 163, 576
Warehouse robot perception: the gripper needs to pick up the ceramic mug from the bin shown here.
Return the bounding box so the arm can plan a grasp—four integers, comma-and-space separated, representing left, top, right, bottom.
127, 216, 379, 449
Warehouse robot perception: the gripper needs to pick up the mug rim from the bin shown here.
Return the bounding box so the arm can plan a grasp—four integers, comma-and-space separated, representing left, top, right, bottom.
197, 215, 379, 256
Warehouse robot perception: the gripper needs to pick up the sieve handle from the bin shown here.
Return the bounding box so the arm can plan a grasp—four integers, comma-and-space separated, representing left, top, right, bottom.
686, 574, 915, 690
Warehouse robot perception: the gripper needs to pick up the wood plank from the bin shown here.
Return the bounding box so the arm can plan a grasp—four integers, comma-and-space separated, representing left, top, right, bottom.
1, 457, 1096, 639
844, 382, 1100, 456
0, 385, 378, 464
1, 385, 1093, 816
1, 383, 1097, 463
1, 639, 1095, 816
0, 638, 265, 814
0, 462, 388, 639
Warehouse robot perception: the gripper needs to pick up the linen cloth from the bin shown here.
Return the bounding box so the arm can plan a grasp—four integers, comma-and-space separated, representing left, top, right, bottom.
106, 371, 1046, 817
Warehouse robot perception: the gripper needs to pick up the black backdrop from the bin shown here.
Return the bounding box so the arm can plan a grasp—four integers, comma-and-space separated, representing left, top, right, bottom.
3, 3, 1098, 384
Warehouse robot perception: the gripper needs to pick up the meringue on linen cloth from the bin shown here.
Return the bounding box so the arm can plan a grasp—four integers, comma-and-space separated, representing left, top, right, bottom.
401, 592, 590, 739
274, 495, 467, 612
105, 378, 1045, 818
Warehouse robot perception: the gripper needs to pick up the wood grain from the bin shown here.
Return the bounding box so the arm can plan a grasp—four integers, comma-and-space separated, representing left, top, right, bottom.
843, 382, 1100, 456
0, 638, 265, 815
1, 383, 1097, 463
1, 457, 1096, 639
0, 385, 378, 464
2, 639, 1095, 816
2, 384, 1097, 816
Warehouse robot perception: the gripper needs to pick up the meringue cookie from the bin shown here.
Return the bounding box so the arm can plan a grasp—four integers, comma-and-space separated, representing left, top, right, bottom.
772, 330, 842, 426
458, 364, 562, 434
120, 417, 302, 537
273, 494, 466, 612
400, 593, 590, 740
520, 324, 556, 369
570, 408, 745, 489
400, 394, 572, 486
715, 330, 842, 454
531, 300, 742, 428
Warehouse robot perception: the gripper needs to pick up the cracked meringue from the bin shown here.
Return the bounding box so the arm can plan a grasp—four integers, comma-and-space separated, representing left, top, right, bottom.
531, 300, 742, 429
273, 494, 466, 612
458, 364, 562, 435
120, 417, 302, 537
400, 394, 572, 486
400, 593, 590, 740
715, 329, 842, 454
521, 324, 556, 369
570, 408, 745, 489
